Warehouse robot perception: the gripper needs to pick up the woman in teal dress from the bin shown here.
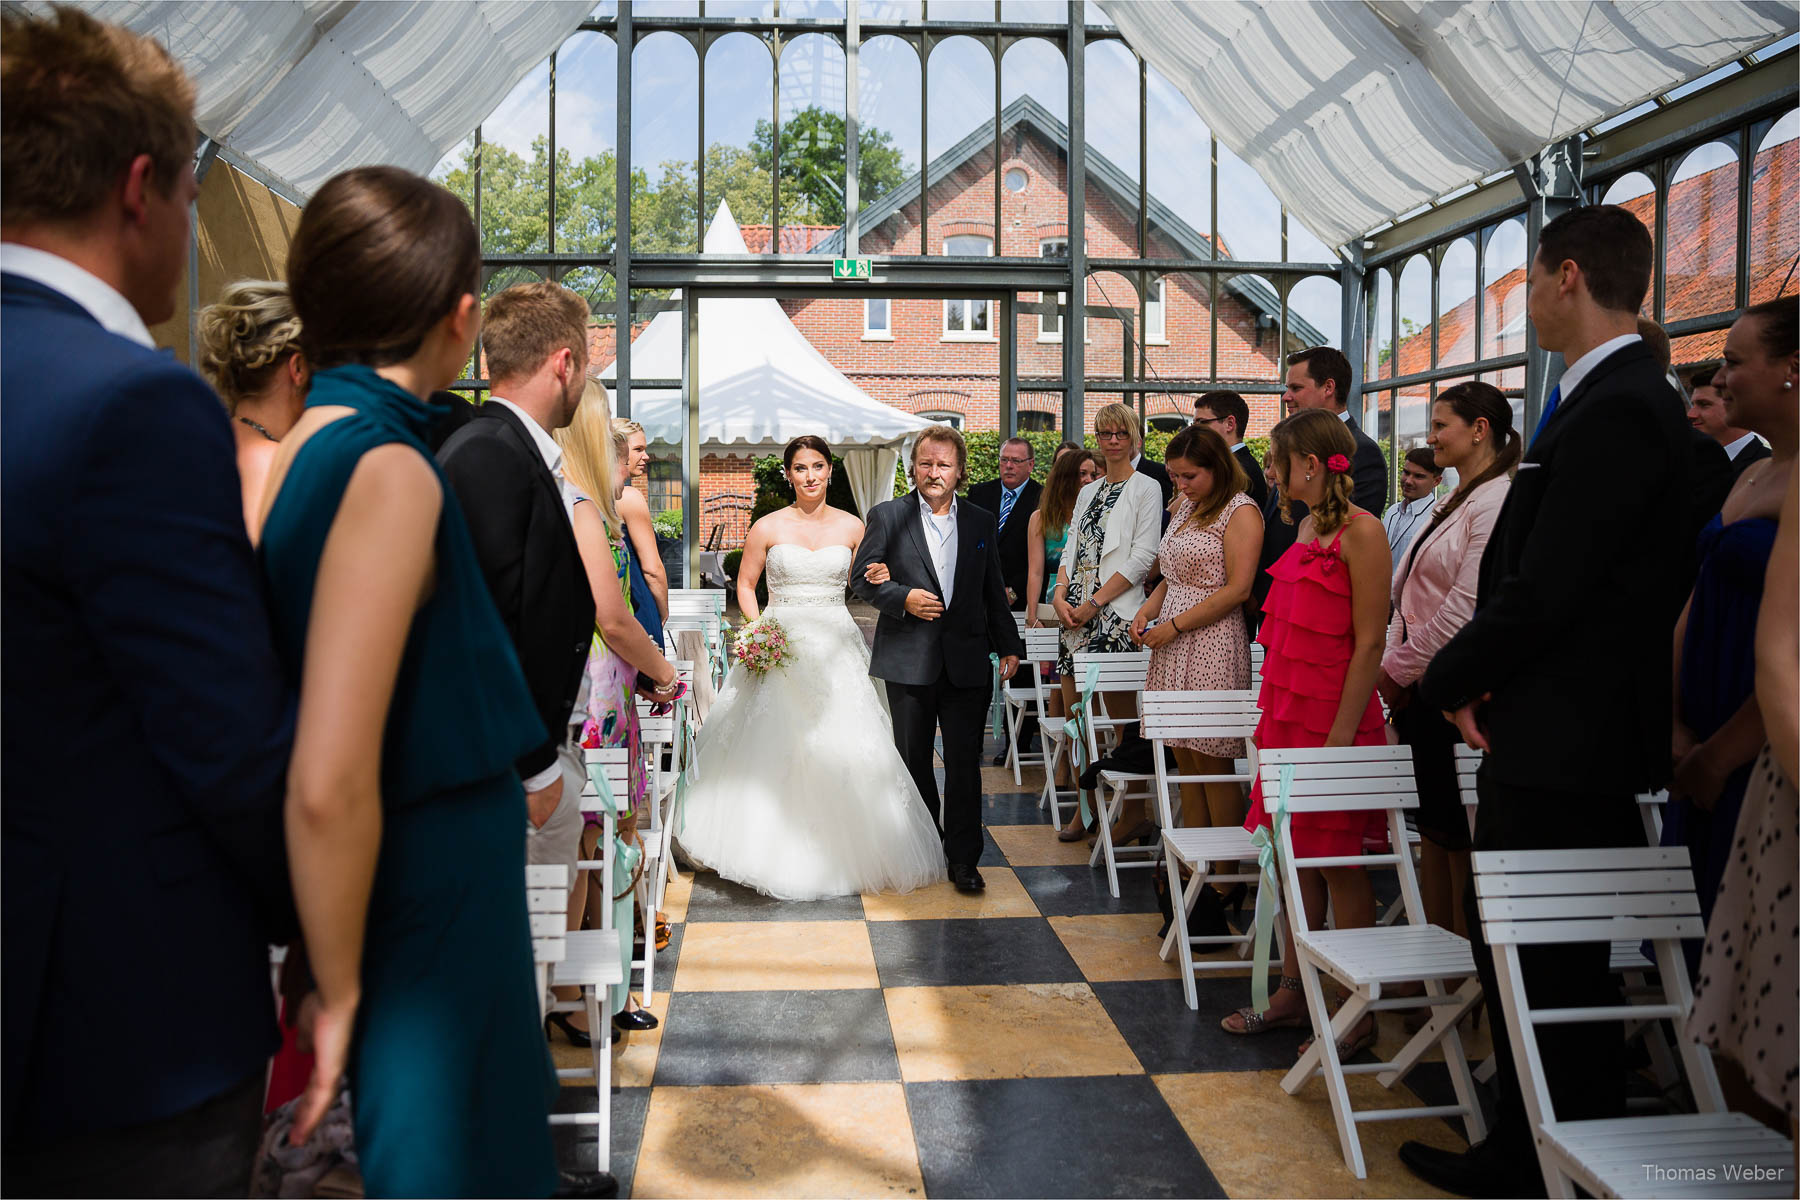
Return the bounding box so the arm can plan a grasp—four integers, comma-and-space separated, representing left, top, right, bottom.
261, 167, 559, 1197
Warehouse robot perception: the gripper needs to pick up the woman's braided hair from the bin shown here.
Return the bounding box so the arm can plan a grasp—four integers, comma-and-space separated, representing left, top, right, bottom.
196, 279, 303, 414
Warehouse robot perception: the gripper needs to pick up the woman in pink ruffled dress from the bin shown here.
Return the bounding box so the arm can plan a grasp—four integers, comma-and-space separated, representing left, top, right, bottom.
1222, 408, 1393, 1057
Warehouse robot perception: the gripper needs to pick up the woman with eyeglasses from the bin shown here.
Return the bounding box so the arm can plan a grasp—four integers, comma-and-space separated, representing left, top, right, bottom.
1051, 404, 1163, 843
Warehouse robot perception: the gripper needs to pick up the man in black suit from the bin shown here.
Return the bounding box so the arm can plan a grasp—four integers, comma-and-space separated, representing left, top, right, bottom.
1131, 440, 1174, 506
1400, 206, 1732, 1197
1250, 346, 1387, 627
2, 11, 294, 1193
853, 427, 1025, 893
1686, 364, 1770, 482
1194, 390, 1268, 510
967, 437, 1043, 763
438, 283, 596, 913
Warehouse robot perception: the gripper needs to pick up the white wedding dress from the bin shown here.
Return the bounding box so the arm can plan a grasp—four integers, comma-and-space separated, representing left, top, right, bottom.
676, 543, 949, 900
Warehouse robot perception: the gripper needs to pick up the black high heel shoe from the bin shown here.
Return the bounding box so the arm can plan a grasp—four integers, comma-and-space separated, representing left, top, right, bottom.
546, 1012, 592, 1049
611, 1007, 659, 1041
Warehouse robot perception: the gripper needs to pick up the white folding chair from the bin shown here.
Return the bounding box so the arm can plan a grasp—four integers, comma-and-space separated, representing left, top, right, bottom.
1137, 690, 1269, 1006
664, 612, 726, 687
1259, 745, 1488, 1179
1249, 641, 1265, 696
1062, 651, 1150, 893
546, 749, 628, 1163
1002, 621, 1055, 785
527, 864, 570, 1017
1473, 845, 1794, 1198
667, 587, 727, 618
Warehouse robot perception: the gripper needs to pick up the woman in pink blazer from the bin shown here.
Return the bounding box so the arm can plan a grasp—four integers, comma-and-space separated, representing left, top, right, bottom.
1377, 381, 1519, 935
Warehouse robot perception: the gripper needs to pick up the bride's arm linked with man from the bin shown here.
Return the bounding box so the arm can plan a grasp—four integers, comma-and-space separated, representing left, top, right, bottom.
852, 426, 1025, 894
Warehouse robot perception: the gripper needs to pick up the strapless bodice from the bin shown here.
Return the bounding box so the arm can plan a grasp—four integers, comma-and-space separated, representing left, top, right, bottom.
765, 543, 851, 608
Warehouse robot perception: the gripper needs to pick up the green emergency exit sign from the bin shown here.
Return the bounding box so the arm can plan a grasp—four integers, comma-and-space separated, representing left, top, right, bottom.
832, 257, 873, 280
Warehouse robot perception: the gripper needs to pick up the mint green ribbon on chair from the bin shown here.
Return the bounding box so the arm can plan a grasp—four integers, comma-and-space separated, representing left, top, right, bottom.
1247, 763, 1295, 1014
587, 759, 643, 1016
671, 695, 699, 836
988, 653, 1005, 742
1060, 662, 1102, 827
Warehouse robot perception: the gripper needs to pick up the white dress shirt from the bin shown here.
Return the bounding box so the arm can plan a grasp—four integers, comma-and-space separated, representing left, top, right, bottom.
1724, 431, 1762, 461
1383, 493, 1437, 564
486, 394, 587, 791
1557, 333, 1642, 406
1, 243, 153, 348
919, 494, 959, 608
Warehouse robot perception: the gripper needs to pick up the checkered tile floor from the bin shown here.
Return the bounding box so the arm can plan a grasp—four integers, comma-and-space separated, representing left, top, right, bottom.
551, 747, 1485, 1198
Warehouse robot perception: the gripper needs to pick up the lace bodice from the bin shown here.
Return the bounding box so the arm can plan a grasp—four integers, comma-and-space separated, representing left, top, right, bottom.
765, 543, 851, 608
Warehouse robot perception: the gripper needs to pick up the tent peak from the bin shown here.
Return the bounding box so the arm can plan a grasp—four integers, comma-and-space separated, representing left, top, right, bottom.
705, 202, 750, 255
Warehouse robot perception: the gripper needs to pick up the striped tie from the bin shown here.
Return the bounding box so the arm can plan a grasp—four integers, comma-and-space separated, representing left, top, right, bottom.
997, 484, 1018, 531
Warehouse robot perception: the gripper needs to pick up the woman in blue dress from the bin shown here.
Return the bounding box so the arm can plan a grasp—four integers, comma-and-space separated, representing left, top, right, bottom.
258, 166, 562, 1197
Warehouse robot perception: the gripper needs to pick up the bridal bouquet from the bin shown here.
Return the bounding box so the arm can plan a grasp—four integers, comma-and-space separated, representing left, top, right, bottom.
733, 616, 791, 676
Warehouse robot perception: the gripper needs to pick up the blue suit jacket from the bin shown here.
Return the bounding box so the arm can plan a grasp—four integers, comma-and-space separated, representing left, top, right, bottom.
1, 274, 296, 1138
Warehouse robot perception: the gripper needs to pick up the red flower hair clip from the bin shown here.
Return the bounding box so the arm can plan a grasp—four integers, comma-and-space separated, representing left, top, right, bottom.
1326, 453, 1351, 474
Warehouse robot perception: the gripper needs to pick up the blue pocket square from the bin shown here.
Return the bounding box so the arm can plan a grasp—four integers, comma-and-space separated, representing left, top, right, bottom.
977, 540, 986, 550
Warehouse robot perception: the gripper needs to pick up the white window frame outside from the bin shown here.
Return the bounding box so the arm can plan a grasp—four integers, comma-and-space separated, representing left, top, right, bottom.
917, 410, 964, 429
1037, 237, 1088, 343
943, 235, 995, 341
1145, 276, 1167, 344
864, 296, 893, 341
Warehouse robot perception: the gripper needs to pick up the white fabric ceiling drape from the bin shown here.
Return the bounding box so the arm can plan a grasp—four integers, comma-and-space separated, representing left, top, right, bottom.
63, 1, 590, 199
1101, 0, 1798, 248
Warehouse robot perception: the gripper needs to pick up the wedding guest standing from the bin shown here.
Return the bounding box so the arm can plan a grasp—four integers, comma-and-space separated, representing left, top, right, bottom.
1401, 205, 1730, 1197
971, 437, 1043, 763
2, 12, 295, 1193
1194, 390, 1269, 510
1222, 409, 1390, 1056
1052, 404, 1163, 842
439, 282, 596, 905
1131, 425, 1262, 838
1027, 448, 1102, 795
197, 280, 309, 538
267, 166, 586, 1196
1687, 364, 1771, 482
613, 418, 669, 630
555, 387, 679, 1045
1667, 298, 1797, 929
1377, 383, 1517, 936
1382, 447, 1443, 565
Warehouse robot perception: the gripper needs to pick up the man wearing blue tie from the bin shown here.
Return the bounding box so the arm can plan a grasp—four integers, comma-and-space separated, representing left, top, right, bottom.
1403, 205, 1731, 1196
969, 437, 1044, 763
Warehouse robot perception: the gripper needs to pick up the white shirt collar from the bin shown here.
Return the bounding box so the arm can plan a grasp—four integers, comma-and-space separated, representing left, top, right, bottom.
1335, 409, 1352, 424
1401, 493, 1437, 517
1, 243, 154, 349
1557, 333, 1641, 405
1723, 431, 1760, 460
1229, 440, 1246, 453
919, 492, 957, 522
485, 395, 563, 476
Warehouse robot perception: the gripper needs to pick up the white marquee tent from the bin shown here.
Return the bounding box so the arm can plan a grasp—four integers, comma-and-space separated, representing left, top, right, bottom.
597, 204, 933, 521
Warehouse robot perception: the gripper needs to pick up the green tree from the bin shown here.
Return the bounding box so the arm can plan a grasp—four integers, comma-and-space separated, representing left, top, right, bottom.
749, 106, 909, 227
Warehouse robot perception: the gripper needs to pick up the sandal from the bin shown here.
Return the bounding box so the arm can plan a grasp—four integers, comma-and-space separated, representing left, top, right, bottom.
1298, 1015, 1379, 1061
654, 918, 673, 952
1056, 821, 1093, 843
1220, 976, 1306, 1034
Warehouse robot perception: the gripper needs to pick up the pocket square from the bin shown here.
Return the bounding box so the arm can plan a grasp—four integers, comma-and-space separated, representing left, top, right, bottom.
977, 540, 986, 550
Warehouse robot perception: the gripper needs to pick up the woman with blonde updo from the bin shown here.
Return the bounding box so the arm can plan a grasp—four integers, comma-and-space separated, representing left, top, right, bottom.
1222, 407, 1391, 1054
196, 279, 308, 538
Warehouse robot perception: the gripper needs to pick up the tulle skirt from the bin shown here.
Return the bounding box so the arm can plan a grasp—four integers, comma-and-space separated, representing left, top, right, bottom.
675, 601, 948, 900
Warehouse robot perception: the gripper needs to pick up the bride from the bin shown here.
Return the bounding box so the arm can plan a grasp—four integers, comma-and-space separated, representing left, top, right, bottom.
676, 435, 949, 900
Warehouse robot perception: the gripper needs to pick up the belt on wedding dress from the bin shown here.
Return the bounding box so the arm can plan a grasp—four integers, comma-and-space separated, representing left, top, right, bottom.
767, 591, 841, 608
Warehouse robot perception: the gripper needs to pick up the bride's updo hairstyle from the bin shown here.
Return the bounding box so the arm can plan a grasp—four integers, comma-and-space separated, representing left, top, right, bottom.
1268, 407, 1357, 536
287, 165, 480, 372
196, 280, 303, 414
783, 434, 833, 473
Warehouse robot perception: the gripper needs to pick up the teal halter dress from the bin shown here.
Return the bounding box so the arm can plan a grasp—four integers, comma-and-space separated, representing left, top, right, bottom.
258, 366, 558, 1198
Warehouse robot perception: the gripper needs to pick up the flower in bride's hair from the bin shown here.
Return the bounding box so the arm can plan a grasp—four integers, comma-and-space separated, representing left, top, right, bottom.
1326, 453, 1351, 474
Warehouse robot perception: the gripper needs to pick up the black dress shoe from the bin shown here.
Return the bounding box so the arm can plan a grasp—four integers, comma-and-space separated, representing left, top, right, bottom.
1398, 1140, 1543, 1199
613, 1007, 659, 1034
545, 1012, 592, 1049
552, 1168, 619, 1198
950, 864, 986, 894
991, 751, 1009, 767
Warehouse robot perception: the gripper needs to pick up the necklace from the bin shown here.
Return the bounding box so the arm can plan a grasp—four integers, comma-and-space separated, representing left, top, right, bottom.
237, 416, 278, 442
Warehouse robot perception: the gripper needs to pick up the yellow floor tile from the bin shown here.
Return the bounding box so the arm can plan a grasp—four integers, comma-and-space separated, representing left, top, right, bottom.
1153, 1070, 1468, 1198
860, 868, 1040, 921
633, 1082, 925, 1199
660, 867, 692, 925
675, 920, 880, 991
1049, 912, 1182, 982
883, 983, 1143, 1081
980, 763, 1044, 794
548, 992, 670, 1089
988, 823, 1095, 867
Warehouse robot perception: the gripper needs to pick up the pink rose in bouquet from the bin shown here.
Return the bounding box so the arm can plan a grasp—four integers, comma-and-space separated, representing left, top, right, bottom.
733, 616, 791, 676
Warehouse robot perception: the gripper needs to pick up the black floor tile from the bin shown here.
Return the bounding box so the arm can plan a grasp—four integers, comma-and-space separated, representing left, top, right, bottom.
653, 989, 899, 1086
1013, 863, 1161, 917
681, 870, 868, 923
630, 919, 682, 993
868, 917, 1084, 988
1091, 977, 1311, 1074
906, 1075, 1225, 1198
551, 1084, 650, 1195
981, 790, 1049, 826
978, 826, 1006, 868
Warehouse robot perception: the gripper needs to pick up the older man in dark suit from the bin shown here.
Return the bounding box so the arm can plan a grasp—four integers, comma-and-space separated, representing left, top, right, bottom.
968, 436, 1043, 763
2, 11, 295, 1194
1401, 205, 1731, 1198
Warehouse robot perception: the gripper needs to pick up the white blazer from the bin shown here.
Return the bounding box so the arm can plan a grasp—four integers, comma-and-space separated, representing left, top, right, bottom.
1062, 471, 1163, 621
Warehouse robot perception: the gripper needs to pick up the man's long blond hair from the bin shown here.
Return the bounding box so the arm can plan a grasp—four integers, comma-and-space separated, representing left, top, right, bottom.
555, 379, 626, 539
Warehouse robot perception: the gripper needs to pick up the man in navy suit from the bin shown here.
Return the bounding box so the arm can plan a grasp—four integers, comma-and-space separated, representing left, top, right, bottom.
2, 10, 295, 1194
